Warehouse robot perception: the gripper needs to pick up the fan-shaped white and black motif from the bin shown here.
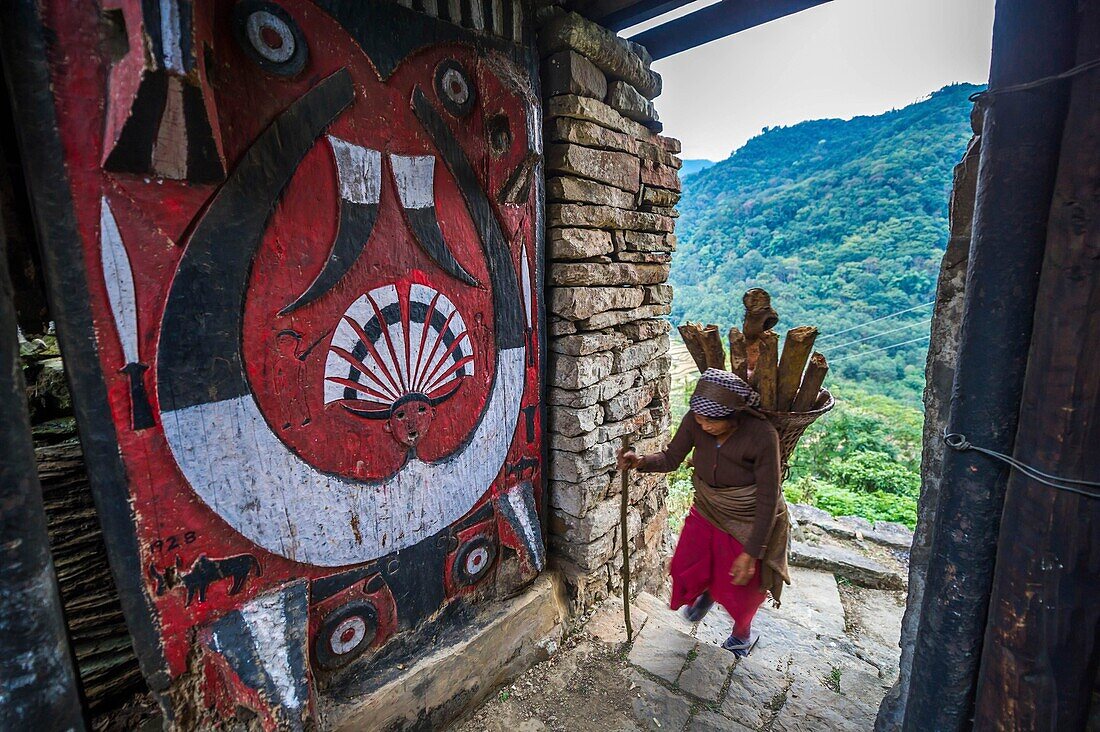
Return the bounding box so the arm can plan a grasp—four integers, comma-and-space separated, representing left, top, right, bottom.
324, 283, 474, 418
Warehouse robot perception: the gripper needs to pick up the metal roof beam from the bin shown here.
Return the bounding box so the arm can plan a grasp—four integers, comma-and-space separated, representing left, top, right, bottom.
629, 0, 832, 60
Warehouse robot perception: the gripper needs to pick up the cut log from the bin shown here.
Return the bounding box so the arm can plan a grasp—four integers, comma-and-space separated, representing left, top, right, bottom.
792, 352, 828, 413
742, 287, 778, 338
753, 330, 779, 410
679, 322, 726, 371
728, 327, 748, 380
678, 322, 710, 372
700, 324, 725, 371
777, 326, 818, 411
742, 288, 779, 372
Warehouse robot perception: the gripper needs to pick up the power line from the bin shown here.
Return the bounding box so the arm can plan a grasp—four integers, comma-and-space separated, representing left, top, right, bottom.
818, 301, 935, 341
822, 318, 933, 353
830, 335, 931, 363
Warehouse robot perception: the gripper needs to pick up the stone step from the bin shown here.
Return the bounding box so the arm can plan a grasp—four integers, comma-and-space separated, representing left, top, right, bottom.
790, 541, 905, 590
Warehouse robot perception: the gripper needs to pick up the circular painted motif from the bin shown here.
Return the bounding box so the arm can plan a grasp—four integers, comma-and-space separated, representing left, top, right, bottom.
313, 601, 378, 669
329, 615, 367, 655
465, 546, 489, 575
246, 11, 296, 63
454, 536, 496, 586
435, 59, 476, 117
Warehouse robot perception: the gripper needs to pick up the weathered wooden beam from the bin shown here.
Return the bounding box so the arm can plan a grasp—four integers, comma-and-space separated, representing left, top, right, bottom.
0, 193, 85, 730
972, 3, 1100, 726
629, 0, 832, 61
586, 0, 696, 32
902, 0, 1080, 729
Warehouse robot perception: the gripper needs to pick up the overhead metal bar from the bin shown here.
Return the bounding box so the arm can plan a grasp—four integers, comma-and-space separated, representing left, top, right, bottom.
588, 0, 698, 33
628, 0, 832, 60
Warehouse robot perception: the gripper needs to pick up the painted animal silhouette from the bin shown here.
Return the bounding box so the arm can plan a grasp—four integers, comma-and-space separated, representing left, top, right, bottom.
148, 554, 262, 606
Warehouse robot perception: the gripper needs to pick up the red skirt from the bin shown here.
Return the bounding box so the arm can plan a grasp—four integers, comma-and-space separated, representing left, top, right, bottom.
670, 507, 767, 635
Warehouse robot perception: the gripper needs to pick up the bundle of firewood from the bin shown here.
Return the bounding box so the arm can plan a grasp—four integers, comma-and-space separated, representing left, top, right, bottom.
678, 288, 830, 414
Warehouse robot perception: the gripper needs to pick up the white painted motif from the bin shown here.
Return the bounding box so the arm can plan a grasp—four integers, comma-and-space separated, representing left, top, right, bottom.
506, 482, 545, 570
329, 616, 367, 655
328, 136, 382, 205
466, 546, 489, 575
389, 154, 435, 210
441, 67, 470, 106
323, 284, 473, 408
99, 198, 140, 366
239, 589, 302, 711
159, 0, 185, 74
245, 10, 296, 63
520, 238, 533, 329
160, 348, 525, 566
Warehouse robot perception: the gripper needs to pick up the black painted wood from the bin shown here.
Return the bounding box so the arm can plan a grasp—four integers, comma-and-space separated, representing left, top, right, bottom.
903, 1, 1079, 729
412, 86, 525, 349
0, 153, 86, 731
973, 2, 1100, 726
158, 70, 354, 411
588, 0, 696, 32
281, 199, 379, 314
629, 0, 832, 60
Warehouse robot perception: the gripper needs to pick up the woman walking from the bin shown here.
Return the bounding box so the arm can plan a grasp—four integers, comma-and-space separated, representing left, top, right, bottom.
618, 369, 790, 656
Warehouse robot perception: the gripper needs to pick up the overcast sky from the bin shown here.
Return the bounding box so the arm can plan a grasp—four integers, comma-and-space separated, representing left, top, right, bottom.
628, 0, 996, 161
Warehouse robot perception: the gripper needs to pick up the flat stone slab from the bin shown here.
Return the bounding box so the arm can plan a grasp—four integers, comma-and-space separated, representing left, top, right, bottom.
774, 567, 846, 636
769, 678, 879, 732
627, 620, 694, 684
586, 601, 649, 645
677, 639, 735, 701
791, 541, 905, 590
628, 672, 693, 732
687, 709, 754, 731
720, 647, 793, 729
789, 503, 914, 550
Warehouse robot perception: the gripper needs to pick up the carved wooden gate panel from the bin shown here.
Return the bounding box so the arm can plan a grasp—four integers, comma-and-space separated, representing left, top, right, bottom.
2, 0, 542, 725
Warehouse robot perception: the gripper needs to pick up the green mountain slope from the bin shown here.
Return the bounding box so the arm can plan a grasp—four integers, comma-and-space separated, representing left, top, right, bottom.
672, 84, 981, 403
679, 158, 716, 177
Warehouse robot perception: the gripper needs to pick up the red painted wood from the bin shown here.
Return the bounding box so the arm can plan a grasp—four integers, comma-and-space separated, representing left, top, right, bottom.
30, 0, 543, 720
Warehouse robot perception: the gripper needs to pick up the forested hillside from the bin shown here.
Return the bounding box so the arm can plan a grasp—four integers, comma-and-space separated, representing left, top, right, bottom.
672, 84, 981, 404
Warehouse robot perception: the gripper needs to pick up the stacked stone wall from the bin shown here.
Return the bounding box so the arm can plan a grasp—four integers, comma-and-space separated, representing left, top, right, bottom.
536, 9, 679, 611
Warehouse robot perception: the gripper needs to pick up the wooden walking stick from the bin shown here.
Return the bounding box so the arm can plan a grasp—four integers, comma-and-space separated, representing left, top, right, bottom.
620, 436, 634, 643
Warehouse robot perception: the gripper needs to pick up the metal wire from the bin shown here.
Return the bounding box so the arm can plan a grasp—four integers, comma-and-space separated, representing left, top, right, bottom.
818, 301, 935, 341
943, 428, 1100, 499
822, 317, 933, 353
970, 57, 1100, 103
829, 334, 930, 363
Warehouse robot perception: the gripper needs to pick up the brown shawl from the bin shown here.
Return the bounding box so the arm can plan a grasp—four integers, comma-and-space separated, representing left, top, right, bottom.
692, 473, 791, 606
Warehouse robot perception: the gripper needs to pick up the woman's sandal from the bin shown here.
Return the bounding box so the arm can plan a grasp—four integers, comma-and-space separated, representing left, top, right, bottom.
721, 632, 759, 658
680, 591, 715, 623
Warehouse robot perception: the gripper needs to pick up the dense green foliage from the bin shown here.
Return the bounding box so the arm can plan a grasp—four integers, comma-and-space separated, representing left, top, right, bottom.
783, 378, 922, 527
672, 84, 981, 405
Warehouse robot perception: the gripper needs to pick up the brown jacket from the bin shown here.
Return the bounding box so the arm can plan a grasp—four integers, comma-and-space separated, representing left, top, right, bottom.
639, 411, 791, 603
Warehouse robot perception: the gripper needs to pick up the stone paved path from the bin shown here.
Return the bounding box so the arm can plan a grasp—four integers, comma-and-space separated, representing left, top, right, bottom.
456, 565, 905, 731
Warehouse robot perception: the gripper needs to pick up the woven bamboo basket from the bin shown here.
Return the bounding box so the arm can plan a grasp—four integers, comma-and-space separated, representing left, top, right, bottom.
758, 388, 835, 478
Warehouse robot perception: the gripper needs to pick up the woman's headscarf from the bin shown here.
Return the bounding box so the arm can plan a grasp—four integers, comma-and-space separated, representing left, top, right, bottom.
689, 368, 762, 418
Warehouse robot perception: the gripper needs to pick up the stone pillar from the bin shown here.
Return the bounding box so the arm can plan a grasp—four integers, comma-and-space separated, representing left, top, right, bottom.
537, 9, 679, 611
875, 106, 983, 731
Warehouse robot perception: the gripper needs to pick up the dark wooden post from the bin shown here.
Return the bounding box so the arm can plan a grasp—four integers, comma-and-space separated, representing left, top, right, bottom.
0, 0, 171, 697
973, 3, 1100, 727
903, 1, 1079, 729
0, 215, 85, 729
